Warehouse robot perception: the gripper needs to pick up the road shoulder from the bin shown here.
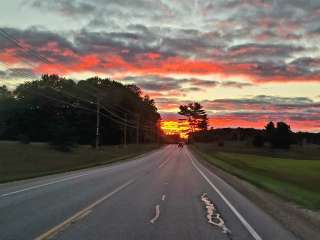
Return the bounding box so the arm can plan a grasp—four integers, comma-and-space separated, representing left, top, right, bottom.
0, 144, 163, 185
190, 146, 320, 240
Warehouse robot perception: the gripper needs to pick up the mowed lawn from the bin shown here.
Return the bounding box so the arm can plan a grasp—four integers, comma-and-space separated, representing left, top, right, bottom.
0, 141, 160, 183
192, 143, 320, 210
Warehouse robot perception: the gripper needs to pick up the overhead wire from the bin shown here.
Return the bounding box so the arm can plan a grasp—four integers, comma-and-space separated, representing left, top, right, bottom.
0, 30, 159, 133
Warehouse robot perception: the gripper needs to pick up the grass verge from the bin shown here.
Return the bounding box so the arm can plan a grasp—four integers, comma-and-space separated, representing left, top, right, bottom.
191, 143, 320, 210
0, 141, 160, 183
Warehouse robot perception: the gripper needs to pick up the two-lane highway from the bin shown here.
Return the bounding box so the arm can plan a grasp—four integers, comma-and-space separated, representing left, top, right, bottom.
0, 145, 297, 240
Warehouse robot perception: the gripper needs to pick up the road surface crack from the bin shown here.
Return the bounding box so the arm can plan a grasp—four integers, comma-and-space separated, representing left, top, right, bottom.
201, 193, 232, 238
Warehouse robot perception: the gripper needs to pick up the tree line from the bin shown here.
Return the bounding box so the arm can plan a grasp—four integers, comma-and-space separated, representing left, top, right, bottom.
191, 121, 320, 149
0, 75, 161, 150
177, 102, 320, 149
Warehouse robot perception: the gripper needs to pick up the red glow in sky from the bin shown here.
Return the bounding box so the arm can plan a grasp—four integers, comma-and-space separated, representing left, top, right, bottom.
1, 1, 320, 132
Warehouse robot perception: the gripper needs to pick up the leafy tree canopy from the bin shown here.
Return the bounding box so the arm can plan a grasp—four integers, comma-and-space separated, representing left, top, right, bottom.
0, 75, 161, 148
178, 102, 208, 134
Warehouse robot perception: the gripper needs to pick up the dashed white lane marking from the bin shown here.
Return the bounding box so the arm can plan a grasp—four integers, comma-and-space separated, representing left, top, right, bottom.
150, 204, 160, 224
35, 179, 135, 240
162, 194, 166, 201
187, 151, 263, 240
0, 173, 91, 198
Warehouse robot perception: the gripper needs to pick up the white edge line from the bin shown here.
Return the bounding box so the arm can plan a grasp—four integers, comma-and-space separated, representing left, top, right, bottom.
1, 147, 164, 198
187, 151, 263, 240
0, 173, 90, 198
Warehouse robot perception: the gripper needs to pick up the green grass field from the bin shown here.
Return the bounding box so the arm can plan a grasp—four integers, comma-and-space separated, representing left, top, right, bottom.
0, 141, 160, 183
192, 143, 320, 210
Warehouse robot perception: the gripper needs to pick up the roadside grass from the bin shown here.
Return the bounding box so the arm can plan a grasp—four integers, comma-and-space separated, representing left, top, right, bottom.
0, 141, 160, 183
191, 143, 320, 210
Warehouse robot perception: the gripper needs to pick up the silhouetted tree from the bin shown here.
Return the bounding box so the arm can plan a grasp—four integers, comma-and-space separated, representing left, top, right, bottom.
271, 122, 293, 149
178, 102, 208, 135
179, 121, 320, 147
0, 85, 11, 98
191, 127, 261, 143
49, 123, 77, 152
265, 121, 275, 142
0, 85, 16, 138
0, 75, 161, 149
253, 134, 265, 147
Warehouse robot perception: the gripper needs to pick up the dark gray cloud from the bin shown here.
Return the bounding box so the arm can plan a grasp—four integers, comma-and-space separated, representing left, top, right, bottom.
30, 0, 175, 25
73, 29, 170, 61
122, 76, 185, 91
1, 25, 320, 83
0, 68, 37, 79
202, 95, 320, 113
0, 27, 76, 64
290, 57, 320, 69
122, 75, 249, 92
31, 0, 96, 17
226, 43, 306, 62
188, 79, 219, 88
0, 0, 317, 87
221, 81, 252, 88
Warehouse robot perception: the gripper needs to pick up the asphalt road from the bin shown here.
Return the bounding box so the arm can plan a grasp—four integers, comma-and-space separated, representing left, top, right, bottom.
0, 145, 298, 240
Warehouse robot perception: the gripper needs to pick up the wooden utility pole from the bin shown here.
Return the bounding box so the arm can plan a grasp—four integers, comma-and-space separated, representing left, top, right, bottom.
124, 113, 127, 146
136, 114, 140, 144
156, 120, 161, 144
95, 94, 100, 149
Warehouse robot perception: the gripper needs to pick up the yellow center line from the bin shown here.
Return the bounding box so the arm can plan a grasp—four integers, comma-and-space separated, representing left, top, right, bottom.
34, 179, 135, 240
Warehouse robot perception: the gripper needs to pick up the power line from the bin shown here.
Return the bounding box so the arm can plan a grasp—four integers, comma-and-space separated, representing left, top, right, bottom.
0, 34, 138, 129
48, 86, 138, 128
0, 28, 50, 64
0, 63, 155, 132
83, 84, 158, 127
0, 31, 160, 138
71, 85, 139, 127
0, 61, 137, 129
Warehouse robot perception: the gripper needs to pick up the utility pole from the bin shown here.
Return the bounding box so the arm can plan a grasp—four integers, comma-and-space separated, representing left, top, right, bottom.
156, 120, 160, 144
95, 93, 100, 149
124, 113, 127, 146
136, 114, 140, 144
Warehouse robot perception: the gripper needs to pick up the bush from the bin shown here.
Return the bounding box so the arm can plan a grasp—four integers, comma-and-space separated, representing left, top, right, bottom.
218, 141, 224, 147
49, 124, 77, 152
253, 134, 264, 147
18, 134, 30, 144
270, 122, 293, 149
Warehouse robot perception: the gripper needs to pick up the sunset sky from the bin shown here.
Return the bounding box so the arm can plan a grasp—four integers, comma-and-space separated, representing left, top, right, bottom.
1, 0, 320, 132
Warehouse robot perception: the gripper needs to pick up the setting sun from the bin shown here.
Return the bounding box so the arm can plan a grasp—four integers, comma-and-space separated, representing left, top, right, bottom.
161, 120, 190, 139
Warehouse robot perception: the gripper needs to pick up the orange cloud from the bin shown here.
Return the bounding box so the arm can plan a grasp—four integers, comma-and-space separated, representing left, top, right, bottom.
2, 43, 320, 83
0, 48, 21, 64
